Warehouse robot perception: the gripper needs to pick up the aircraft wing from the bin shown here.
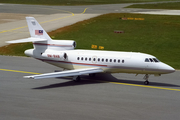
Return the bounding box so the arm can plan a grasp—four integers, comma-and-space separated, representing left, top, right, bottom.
24, 68, 103, 79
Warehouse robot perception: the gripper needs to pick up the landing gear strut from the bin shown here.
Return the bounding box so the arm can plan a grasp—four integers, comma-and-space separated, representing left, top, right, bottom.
73, 76, 81, 82
143, 74, 149, 85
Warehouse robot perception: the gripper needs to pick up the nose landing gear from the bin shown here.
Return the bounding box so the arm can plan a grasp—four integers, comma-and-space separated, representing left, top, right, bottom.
143, 74, 149, 85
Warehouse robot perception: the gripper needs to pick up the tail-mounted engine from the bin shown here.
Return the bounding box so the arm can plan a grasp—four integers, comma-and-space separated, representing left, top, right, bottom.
34, 40, 76, 51
48, 40, 76, 50
41, 51, 68, 60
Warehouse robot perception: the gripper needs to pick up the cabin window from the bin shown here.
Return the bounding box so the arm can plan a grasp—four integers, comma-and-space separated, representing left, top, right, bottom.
77, 57, 80, 60
98, 58, 100, 62
145, 58, 149, 62
85, 58, 87, 61
122, 60, 124, 63
81, 57, 83, 60
102, 59, 104, 62
89, 58, 91, 61
118, 59, 120, 63
93, 58, 96, 61
106, 59, 108, 62
114, 59, 116, 62
110, 59, 112, 62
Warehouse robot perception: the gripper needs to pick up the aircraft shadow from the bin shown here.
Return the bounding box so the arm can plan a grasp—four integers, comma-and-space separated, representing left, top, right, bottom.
33, 73, 180, 89
32, 77, 103, 89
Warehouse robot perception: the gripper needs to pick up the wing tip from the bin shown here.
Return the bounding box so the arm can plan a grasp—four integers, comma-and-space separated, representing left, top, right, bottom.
23, 76, 34, 79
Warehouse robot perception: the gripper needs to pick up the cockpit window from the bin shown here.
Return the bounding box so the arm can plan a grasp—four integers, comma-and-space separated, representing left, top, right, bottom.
153, 58, 159, 62
145, 58, 149, 62
145, 58, 160, 63
149, 58, 154, 62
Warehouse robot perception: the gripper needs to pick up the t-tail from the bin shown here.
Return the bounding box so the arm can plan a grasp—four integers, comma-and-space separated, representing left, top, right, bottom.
26, 17, 52, 41
6, 17, 76, 57
7, 17, 51, 44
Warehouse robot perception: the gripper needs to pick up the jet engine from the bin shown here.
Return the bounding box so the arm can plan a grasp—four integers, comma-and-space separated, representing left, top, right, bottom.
41, 51, 67, 60
46, 40, 76, 50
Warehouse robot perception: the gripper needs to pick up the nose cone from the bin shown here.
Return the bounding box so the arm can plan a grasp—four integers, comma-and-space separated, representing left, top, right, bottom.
159, 63, 175, 74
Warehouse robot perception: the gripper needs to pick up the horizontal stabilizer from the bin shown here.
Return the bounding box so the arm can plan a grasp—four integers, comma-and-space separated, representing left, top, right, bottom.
6, 37, 47, 43
24, 68, 103, 79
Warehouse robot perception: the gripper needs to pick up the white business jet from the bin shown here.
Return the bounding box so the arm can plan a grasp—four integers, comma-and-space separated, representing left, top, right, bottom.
7, 17, 175, 85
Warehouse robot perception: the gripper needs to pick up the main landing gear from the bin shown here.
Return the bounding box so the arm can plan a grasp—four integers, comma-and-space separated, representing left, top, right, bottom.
143, 74, 149, 85
72, 73, 96, 82
89, 73, 96, 77
73, 76, 81, 82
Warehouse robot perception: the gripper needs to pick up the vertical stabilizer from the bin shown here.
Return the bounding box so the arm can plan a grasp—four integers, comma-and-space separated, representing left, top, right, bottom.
6, 17, 76, 52
26, 17, 52, 41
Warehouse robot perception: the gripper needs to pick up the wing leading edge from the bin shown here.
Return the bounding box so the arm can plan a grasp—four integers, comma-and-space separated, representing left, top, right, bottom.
24, 68, 103, 79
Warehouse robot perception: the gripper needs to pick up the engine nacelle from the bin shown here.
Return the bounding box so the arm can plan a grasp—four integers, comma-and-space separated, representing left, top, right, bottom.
47, 40, 76, 50
41, 51, 67, 60
33, 40, 76, 51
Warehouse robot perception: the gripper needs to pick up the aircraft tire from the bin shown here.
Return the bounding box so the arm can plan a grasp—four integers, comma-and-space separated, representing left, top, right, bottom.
144, 81, 149, 85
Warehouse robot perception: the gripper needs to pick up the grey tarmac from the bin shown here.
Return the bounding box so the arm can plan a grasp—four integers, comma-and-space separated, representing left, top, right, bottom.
0, 56, 180, 120
0, 2, 180, 120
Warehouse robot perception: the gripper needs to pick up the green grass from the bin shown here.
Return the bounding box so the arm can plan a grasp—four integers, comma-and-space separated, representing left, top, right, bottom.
1, 13, 180, 69
126, 2, 180, 9
0, 43, 33, 56
0, 0, 177, 5
50, 13, 180, 69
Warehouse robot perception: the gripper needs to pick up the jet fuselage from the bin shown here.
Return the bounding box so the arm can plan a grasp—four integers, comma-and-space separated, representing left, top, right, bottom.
25, 49, 175, 75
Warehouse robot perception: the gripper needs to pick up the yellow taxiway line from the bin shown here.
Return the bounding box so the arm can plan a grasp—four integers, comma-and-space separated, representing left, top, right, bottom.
0, 68, 179, 92
0, 8, 88, 34
0, 68, 40, 75
108, 81, 180, 91
80, 8, 88, 14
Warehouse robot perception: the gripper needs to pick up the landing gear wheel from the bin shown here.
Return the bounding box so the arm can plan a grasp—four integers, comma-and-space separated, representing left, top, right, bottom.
144, 80, 149, 85
143, 74, 150, 85
73, 76, 81, 82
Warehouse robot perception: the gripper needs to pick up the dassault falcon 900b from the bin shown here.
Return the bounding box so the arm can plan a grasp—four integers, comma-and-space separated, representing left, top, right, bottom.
7, 17, 175, 85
